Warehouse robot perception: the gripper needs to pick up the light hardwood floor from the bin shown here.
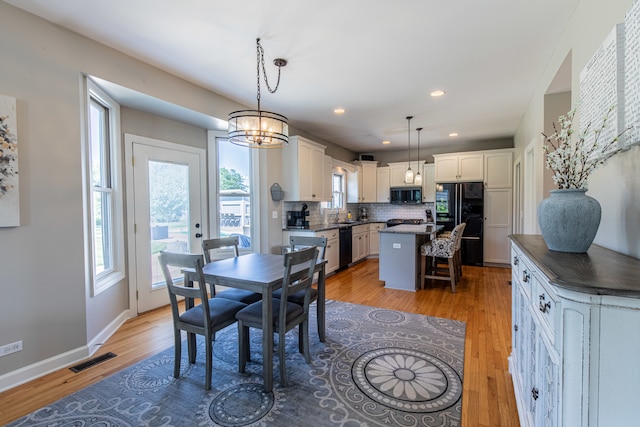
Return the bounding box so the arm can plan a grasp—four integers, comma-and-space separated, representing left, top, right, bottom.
0, 259, 519, 426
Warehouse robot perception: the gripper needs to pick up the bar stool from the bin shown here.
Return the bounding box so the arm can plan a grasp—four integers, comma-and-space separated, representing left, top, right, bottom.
420, 223, 466, 292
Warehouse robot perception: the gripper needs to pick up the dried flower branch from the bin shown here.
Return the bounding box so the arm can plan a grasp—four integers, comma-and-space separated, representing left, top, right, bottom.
542, 105, 630, 189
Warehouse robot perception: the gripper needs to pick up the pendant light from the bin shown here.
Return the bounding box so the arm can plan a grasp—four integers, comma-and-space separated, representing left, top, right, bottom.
414, 127, 423, 185
404, 116, 414, 184
228, 38, 289, 148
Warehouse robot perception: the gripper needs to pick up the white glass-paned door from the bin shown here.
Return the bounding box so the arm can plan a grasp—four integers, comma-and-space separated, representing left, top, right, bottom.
133, 142, 203, 313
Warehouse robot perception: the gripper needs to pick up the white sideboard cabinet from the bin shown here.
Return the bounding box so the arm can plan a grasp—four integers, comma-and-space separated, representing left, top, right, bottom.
510, 235, 640, 427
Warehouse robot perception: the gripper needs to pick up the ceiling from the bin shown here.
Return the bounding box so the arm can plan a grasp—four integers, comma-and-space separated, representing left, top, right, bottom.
6, 0, 578, 153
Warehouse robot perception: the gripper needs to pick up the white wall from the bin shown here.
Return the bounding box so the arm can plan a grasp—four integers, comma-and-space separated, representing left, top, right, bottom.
514, 0, 640, 258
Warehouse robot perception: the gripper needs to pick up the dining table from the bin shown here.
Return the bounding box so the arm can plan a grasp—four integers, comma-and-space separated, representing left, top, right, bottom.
183, 252, 327, 392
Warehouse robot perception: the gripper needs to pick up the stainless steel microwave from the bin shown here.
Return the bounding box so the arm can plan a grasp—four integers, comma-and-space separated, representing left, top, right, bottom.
390, 186, 422, 204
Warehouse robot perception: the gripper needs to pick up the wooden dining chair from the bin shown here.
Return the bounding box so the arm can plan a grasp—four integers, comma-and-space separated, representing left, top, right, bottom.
202, 236, 261, 304
236, 246, 319, 387
158, 251, 247, 390
274, 236, 327, 339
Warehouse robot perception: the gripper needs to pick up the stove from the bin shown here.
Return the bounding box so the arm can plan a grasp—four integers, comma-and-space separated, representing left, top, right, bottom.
386, 218, 424, 227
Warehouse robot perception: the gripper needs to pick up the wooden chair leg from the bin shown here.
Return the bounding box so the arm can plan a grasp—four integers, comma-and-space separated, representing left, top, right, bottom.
205, 339, 213, 390
173, 329, 182, 379
420, 254, 426, 289
279, 330, 287, 387
187, 332, 197, 364
302, 320, 310, 363
448, 258, 457, 293
238, 323, 249, 373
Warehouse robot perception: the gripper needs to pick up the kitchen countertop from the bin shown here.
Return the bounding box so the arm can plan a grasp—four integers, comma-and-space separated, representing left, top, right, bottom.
379, 224, 443, 236
284, 221, 386, 232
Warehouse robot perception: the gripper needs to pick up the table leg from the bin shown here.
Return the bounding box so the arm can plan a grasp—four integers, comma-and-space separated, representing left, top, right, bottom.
262, 288, 273, 392
317, 265, 326, 342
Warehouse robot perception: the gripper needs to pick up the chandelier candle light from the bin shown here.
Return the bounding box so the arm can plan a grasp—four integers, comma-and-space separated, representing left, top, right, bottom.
404, 116, 414, 184
228, 38, 289, 148
414, 127, 423, 185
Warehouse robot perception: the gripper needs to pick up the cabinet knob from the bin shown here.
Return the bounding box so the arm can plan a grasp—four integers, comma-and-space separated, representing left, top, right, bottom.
531, 387, 539, 401
513, 255, 519, 265
514, 324, 518, 332
522, 270, 530, 283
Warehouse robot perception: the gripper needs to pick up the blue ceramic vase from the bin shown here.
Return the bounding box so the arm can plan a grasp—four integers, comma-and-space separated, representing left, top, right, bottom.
537, 188, 602, 253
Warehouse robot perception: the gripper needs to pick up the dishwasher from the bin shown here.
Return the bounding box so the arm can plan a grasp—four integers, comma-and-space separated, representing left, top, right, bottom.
338, 226, 352, 269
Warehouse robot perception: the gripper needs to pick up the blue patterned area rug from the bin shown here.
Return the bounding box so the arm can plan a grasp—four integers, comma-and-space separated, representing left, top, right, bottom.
9, 301, 466, 426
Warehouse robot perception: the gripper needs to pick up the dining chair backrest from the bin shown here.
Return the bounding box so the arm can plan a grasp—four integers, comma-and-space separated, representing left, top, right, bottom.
202, 236, 240, 263
158, 251, 210, 327
453, 222, 466, 251
289, 236, 328, 260
280, 246, 319, 317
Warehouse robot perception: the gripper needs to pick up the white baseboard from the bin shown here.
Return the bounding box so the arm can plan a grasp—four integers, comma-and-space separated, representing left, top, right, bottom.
0, 309, 130, 393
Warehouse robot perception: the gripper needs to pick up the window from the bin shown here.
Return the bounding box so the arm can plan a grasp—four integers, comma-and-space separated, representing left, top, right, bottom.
332, 172, 345, 210
211, 136, 256, 251
85, 79, 124, 294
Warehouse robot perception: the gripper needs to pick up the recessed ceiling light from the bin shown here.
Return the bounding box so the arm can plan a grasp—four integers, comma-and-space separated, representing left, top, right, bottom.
334, 108, 345, 114
449, 132, 459, 137
382, 140, 391, 145
430, 90, 446, 97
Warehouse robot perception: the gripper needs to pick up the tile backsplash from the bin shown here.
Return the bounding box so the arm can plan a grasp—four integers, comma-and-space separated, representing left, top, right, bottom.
281, 201, 435, 228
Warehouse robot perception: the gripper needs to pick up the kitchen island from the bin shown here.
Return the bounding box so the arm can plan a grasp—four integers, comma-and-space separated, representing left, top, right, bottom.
379, 224, 443, 291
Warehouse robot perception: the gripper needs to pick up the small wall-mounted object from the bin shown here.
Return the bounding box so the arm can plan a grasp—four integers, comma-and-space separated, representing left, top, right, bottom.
270, 182, 285, 201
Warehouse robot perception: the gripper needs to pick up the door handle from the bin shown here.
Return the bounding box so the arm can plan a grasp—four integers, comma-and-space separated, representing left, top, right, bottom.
195, 233, 202, 238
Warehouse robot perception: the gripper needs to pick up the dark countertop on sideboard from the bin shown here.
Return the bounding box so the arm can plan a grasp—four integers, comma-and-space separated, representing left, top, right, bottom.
510, 234, 640, 298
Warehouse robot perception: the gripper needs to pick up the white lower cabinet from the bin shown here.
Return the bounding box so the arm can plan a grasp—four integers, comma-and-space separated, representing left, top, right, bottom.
351, 224, 369, 263
368, 223, 385, 255
510, 236, 640, 427
317, 229, 339, 274
283, 228, 339, 275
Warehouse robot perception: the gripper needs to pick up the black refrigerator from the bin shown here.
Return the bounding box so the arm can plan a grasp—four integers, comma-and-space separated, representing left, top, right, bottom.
434, 182, 484, 266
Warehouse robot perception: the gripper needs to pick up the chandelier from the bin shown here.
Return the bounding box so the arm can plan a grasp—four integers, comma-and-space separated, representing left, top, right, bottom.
404, 116, 414, 183
228, 38, 289, 148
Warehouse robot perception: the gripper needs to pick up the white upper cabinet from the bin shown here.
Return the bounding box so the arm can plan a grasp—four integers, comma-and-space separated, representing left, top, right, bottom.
484, 150, 513, 188
434, 153, 484, 182
348, 161, 377, 203
323, 155, 333, 201
422, 163, 435, 202
388, 161, 423, 187
376, 166, 390, 203
282, 136, 327, 201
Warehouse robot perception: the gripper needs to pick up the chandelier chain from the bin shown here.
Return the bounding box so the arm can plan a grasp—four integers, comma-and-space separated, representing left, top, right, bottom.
257, 39, 283, 106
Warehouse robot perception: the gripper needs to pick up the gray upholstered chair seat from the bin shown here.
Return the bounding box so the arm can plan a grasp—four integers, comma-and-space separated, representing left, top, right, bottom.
272, 287, 318, 305
180, 298, 247, 327
215, 289, 261, 304
235, 298, 304, 326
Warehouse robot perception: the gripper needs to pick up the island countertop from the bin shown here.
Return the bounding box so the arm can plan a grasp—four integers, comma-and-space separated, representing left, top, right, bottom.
379, 224, 444, 235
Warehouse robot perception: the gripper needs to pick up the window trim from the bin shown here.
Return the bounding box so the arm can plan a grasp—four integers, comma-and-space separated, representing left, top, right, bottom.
83, 78, 125, 296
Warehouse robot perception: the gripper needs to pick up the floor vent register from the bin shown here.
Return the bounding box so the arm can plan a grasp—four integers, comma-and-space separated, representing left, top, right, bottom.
69, 352, 117, 373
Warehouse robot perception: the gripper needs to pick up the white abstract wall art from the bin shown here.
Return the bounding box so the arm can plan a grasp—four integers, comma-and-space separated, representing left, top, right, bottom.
0, 94, 19, 227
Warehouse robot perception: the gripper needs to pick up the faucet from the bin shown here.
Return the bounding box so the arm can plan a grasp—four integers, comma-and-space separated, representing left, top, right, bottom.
333, 207, 340, 223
